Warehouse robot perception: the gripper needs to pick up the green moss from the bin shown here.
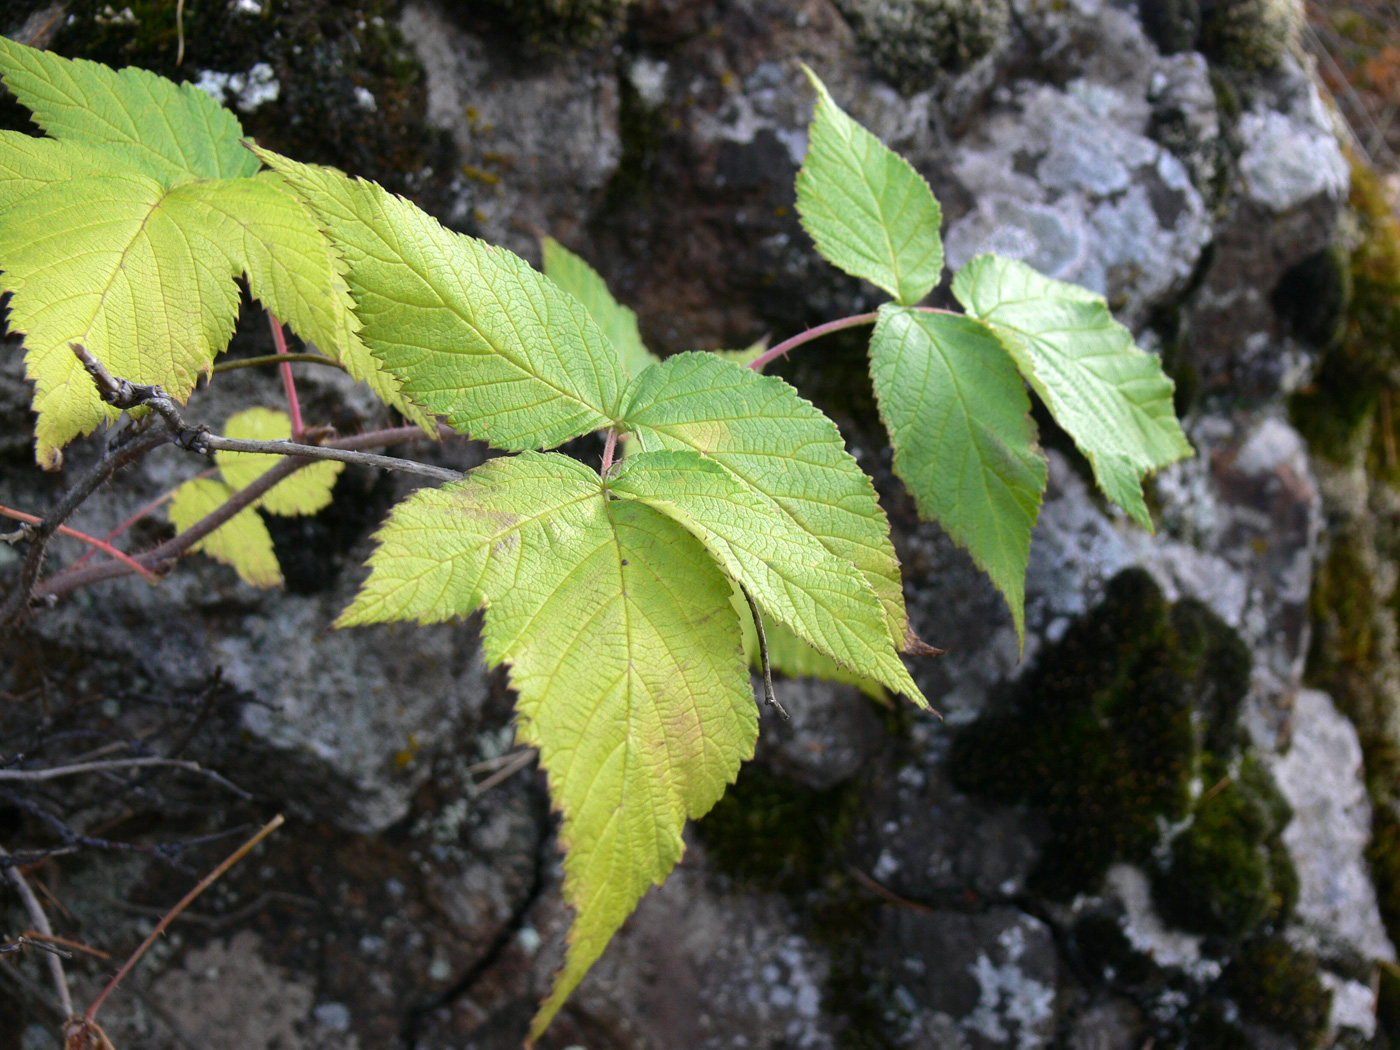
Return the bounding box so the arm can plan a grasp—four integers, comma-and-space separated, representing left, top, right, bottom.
949, 569, 1252, 899
1152, 755, 1296, 940
831, 0, 1011, 93
696, 765, 860, 894
1291, 158, 1400, 467
34, 0, 448, 197
1199, 0, 1303, 72
472, 0, 636, 50
1224, 934, 1333, 1048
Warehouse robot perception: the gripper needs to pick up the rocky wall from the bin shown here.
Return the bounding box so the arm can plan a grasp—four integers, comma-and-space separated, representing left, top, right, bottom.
1, 1, 1395, 1049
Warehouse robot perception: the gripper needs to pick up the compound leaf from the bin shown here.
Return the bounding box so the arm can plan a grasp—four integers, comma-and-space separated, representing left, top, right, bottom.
0, 172, 242, 467
953, 255, 1193, 528
542, 236, 659, 378
257, 151, 626, 449
622, 352, 926, 685
216, 407, 344, 517
0, 36, 259, 184
168, 477, 282, 588
336, 452, 754, 1040
610, 448, 915, 697
796, 67, 943, 306
869, 306, 1046, 644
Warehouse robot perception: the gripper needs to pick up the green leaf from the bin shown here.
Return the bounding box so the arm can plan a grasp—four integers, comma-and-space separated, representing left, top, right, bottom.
168, 477, 282, 588
0, 37, 260, 184
795, 66, 944, 306
710, 335, 770, 369
0, 172, 242, 467
729, 584, 886, 700
256, 150, 626, 449
953, 255, 1193, 528
868, 306, 1046, 644
610, 448, 918, 699
622, 352, 926, 669
0, 132, 111, 211
542, 236, 659, 378
216, 408, 344, 517
336, 452, 755, 1039
193, 171, 433, 430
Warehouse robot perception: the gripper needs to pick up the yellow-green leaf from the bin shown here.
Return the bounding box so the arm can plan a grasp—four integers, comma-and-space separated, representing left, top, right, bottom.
610, 448, 919, 701
0, 172, 242, 466
622, 352, 916, 657
216, 408, 343, 517
194, 172, 434, 430
796, 67, 944, 306
869, 306, 1046, 645
952, 255, 1193, 529
257, 150, 627, 450
0, 36, 260, 184
337, 452, 755, 1038
168, 477, 282, 588
542, 236, 659, 378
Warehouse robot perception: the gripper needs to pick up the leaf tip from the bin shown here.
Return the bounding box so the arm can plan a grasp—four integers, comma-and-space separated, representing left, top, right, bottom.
903, 625, 946, 659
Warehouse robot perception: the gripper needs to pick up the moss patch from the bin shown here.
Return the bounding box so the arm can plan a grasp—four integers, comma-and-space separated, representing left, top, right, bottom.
696, 764, 861, 894
1224, 934, 1333, 1048
831, 0, 1011, 93
1199, 0, 1303, 73
1152, 754, 1296, 941
26, 0, 452, 199
949, 569, 1252, 900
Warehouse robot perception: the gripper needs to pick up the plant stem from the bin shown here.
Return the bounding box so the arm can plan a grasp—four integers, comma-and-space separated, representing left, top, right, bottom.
0, 505, 161, 585
81, 815, 284, 1030
267, 313, 304, 439
209, 353, 346, 375
31, 426, 446, 602
70, 469, 216, 569
196, 434, 462, 483
739, 583, 788, 720
747, 312, 878, 371
746, 305, 963, 372
600, 427, 618, 475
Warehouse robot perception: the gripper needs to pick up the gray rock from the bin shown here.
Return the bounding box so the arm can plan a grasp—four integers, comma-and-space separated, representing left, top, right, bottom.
1270, 689, 1396, 966
398, 2, 621, 257
755, 674, 885, 790
570, 858, 838, 1049
1238, 70, 1349, 213
877, 907, 1059, 1050
945, 75, 1210, 326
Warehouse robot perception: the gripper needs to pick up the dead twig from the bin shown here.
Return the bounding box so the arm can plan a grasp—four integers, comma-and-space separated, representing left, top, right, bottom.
0, 756, 248, 798
68, 814, 285, 1049
471, 748, 537, 795
0, 843, 74, 1020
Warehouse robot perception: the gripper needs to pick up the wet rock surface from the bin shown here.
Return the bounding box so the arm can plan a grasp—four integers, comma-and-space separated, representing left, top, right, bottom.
2, 2, 1398, 1049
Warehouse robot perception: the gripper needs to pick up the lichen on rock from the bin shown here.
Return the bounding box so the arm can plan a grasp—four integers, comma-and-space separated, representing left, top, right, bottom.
831, 0, 1011, 93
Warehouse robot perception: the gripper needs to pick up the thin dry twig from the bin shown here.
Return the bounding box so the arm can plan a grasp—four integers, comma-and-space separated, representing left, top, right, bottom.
471, 748, 537, 795
0, 843, 74, 1020
0, 756, 249, 798
74, 814, 285, 1042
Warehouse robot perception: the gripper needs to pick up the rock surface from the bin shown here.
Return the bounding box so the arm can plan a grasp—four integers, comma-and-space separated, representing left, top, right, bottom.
2, 2, 1397, 1049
